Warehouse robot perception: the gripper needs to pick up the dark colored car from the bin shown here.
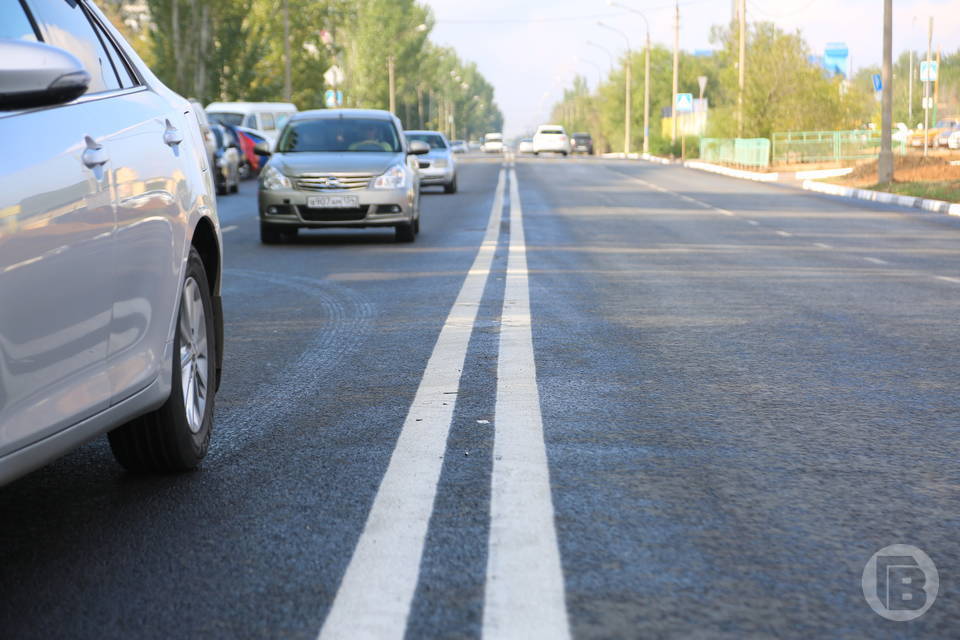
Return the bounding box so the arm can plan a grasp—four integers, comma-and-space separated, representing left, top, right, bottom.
211, 124, 241, 195
572, 133, 594, 155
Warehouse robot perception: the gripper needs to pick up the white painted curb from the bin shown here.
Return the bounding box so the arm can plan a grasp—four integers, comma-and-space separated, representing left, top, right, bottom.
801, 179, 960, 216
683, 160, 780, 182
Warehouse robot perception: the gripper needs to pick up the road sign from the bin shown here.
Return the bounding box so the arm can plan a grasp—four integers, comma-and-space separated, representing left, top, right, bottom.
675, 93, 694, 114
872, 74, 882, 92
697, 75, 708, 97
324, 89, 343, 108
324, 65, 345, 87
922, 96, 933, 109
920, 61, 938, 82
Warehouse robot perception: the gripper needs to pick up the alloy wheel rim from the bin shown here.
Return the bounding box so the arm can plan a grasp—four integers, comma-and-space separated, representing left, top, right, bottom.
179, 277, 208, 434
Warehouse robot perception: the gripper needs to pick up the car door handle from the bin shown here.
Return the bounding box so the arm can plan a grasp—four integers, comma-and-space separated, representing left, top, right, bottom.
163, 119, 183, 147
82, 135, 109, 168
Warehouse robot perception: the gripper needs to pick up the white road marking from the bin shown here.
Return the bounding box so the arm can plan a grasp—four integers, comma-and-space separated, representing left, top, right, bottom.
222, 225, 238, 233
814, 243, 833, 249
630, 175, 738, 218
318, 168, 507, 640
934, 275, 960, 284
775, 230, 793, 237
483, 169, 571, 640
746, 220, 759, 226
863, 257, 889, 265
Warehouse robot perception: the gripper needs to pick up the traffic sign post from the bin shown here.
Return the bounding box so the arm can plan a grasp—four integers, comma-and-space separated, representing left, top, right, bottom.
919, 61, 938, 82
675, 93, 693, 160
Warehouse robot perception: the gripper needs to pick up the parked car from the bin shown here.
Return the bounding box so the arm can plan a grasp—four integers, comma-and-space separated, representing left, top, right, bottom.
571, 132, 594, 155
482, 132, 504, 153
190, 97, 218, 175
0, 0, 224, 486
231, 125, 270, 177
517, 138, 534, 154
533, 124, 570, 156
450, 140, 468, 154
934, 119, 960, 148
206, 101, 297, 146
948, 130, 960, 150
210, 124, 241, 195
405, 130, 458, 193
257, 109, 429, 243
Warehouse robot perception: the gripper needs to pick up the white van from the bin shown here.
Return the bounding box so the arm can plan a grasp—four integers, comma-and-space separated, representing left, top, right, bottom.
205, 101, 298, 144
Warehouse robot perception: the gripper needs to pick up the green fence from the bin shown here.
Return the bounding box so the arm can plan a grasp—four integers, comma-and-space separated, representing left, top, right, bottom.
771, 130, 906, 165
699, 138, 771, 168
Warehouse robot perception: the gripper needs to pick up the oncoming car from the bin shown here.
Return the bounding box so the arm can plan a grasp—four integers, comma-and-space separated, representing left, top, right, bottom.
1, 0, 224, 485
482, 132, 504, 153
257, 109, 430, 243
405, 130, 458, 193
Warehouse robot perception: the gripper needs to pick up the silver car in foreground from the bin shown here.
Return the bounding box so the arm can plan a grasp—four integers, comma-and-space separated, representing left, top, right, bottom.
405, 130, 458, 193
257, 109, 429, 243
0, 0, 223, 485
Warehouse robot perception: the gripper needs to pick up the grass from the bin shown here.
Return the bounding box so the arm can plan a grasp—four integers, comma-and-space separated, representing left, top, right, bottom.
869, 181, 960, 203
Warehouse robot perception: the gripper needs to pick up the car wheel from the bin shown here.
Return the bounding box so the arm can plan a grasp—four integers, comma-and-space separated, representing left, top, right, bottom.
215, 176, 227, 196
414, 216, 420, 234
260, 222, 286, 244
395, 221, 416, 242
444, 175, 458, 194
108, 247, 216, 472
230, 170, 239, 193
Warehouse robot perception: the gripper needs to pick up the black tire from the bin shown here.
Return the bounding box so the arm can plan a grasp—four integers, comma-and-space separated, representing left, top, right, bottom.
229, 172, 239, 193
395, 221, 416, 242
215, 177, 227, 196
260, 222, 285, 244
443, 175, 458, 194
108, 247, 216, 472
414, 216, 420, 234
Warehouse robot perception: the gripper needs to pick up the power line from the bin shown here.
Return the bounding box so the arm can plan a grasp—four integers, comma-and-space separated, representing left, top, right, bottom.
434, 0, 714, 25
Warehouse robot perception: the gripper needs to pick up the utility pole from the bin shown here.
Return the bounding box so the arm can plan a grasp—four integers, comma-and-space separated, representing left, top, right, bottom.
671, 1, 679, 144
923, 16, 932, 157
283, 0, 291, 101
643, 30, 650, 154
737, 0, 745, 138
625, 53, 632, 156
908, 48, 914, 125
933, 47, 941, 126
878, 0, 893, 184
388, 55, 396, 113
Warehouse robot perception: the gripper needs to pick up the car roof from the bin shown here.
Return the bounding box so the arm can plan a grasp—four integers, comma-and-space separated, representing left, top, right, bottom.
537, 124, 565, 130
405, 130, 446, 137
206, 101, 297, 112
291, 108, 398, 123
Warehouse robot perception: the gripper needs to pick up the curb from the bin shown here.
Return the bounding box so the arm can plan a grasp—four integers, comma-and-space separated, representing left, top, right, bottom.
801, 180, 960, 216
682, 160, 779, 182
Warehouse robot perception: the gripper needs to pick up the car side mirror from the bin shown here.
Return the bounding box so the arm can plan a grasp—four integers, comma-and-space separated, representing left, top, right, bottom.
0, 40, 91, 111
253, 140, 272, 156
408, 140, 430, 155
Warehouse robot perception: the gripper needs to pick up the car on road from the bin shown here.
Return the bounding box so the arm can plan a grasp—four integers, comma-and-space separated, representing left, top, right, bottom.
206, 101, 297, 146
257, 109, 429, 243
571, 132, 594, 155
517, 138, 534, 154
406, 130, 458, 193
934, 119, 960, 148
211, 123, 241, 195
533, 124, 570, 156
949, 129, 960, 150
482, 132, 504, 153
450, 139, 468, 154
0, 0, 224, 486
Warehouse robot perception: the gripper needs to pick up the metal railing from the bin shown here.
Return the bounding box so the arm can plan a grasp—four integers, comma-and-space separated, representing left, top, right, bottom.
771, 130, 906, 165
699, 138, 771, 168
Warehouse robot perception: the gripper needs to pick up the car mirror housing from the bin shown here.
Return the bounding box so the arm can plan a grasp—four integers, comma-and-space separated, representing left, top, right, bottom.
253, 140, 272, 156
408, 140, 430, 155
0, 40, 91, 111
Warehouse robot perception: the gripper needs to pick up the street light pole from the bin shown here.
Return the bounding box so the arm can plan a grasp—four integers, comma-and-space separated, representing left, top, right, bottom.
878, 0, 893, 184
283, 0, 292, 101
388, 55, 396, 113
672, 1, 680, 144
598, 22, 632, 157
587, 40, 616, 72
610, 2, 651, 154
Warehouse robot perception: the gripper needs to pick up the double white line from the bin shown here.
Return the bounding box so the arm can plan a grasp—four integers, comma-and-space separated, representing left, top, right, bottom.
318, 166, 570, 640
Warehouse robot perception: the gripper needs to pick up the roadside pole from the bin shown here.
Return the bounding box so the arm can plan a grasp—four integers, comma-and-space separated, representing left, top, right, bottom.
737, 0, 745, 137
671, 2, 679, 144
388, 55, 396, 114
283, 0, 292, 101
878, 0, 893, 184
923, 17, 932, 158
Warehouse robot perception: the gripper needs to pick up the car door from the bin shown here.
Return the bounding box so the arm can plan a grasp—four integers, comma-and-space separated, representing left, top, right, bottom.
0, 1, 120, 456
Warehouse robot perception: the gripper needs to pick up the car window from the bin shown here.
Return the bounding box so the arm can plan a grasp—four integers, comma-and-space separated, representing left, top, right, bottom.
243, 113, 256, 128
208, 112, 244, 127
87, 10, 138, 88
406, 134, 448, 149
277, 118, 402, 153
260, 112, 276, 130
539, 129, 564, 135
26, 0, 121, 94
276, 113, 292, 129
0, 2, 38, 40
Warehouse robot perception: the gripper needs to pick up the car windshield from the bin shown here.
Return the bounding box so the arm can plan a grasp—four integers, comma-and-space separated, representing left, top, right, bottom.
485, 134, 502, 141
277, 118, 402, 153
540, 129, 564, 135
208, 112, 244, 127
406, 133, 448, 149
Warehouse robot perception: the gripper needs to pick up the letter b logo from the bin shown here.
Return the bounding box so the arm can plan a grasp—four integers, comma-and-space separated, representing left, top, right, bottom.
863, 545, 938, 621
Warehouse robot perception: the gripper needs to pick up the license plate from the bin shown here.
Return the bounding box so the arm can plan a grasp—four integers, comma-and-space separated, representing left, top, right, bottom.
307, 195, 359, 208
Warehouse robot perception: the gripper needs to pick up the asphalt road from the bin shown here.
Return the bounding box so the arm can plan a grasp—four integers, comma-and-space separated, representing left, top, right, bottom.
2, 155, 959, 638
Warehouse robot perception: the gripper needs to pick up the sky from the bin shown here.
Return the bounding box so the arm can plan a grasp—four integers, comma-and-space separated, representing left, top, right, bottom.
422, 0, 960, 137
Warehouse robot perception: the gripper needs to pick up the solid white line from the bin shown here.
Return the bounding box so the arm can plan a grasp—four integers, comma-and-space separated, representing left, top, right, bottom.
746, 220, 759, 226
775, 230, 793, 237
814, 243, 833, 249
318, 168, 507, 640
222, 225, 238, 233
934, 275, 960, 284
863, 257, 889, 265
483, 169, 570, 640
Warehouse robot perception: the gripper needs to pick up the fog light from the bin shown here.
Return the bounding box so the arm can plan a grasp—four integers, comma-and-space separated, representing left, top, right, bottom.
267, 206, 279, 215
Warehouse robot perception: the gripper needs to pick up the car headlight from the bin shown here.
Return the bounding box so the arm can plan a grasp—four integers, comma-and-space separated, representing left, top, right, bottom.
433, 158, 448, 168
373, 163, 406, 189
260, 164, 291, 190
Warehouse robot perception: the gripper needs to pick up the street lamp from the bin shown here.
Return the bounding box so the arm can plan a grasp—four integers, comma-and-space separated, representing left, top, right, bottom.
388, 23, 428, 114
579, 58, 604, 88
586, 40, 615, 72
608, 1, 651, 155
597, 21, 632, 157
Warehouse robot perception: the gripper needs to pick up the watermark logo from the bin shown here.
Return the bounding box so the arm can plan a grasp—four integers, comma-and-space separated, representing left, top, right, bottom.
862, 544, 939, 621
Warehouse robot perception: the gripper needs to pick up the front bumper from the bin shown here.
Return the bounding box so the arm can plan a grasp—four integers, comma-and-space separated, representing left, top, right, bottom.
419, 164, 455, 185
259, 186, 416, 228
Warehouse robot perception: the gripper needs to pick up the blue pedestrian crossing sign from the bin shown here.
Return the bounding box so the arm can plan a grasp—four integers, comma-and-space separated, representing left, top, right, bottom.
872, 74, 882, 92
324, 89, 343, 108
675, 93, 694, 113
